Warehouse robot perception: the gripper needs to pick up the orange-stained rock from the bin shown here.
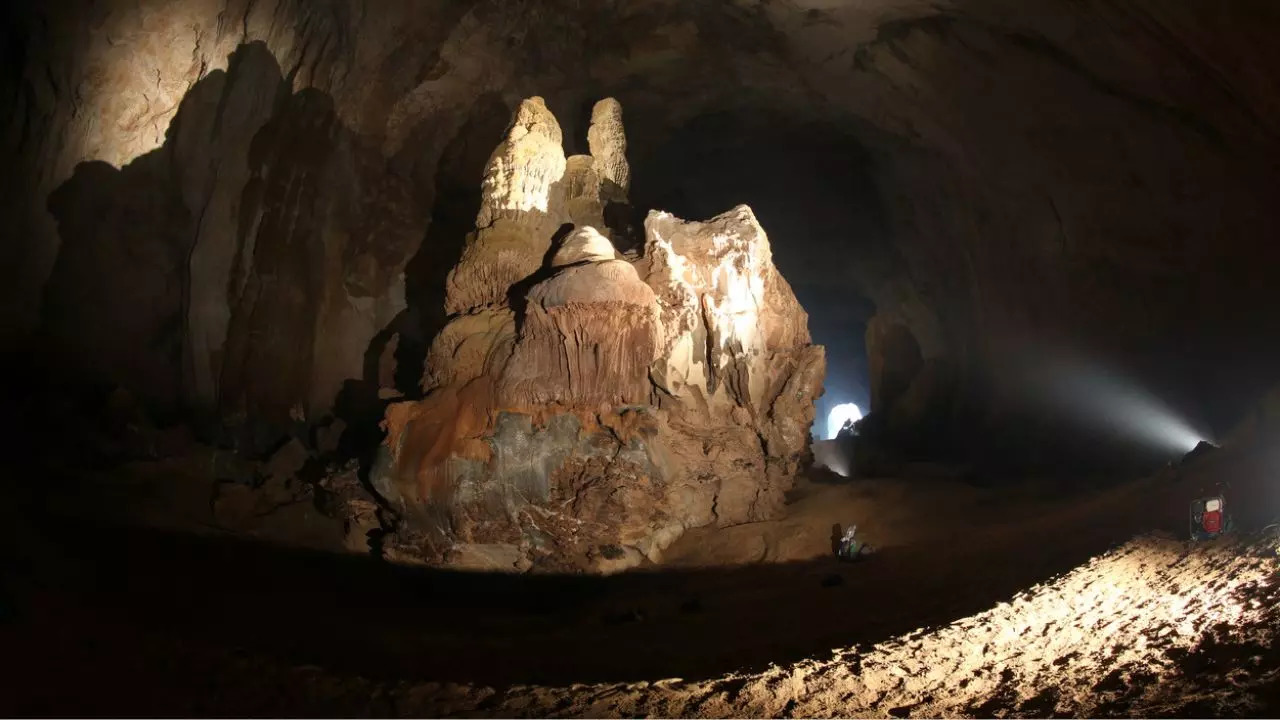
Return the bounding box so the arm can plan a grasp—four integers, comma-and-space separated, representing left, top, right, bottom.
372, 98, 825, 572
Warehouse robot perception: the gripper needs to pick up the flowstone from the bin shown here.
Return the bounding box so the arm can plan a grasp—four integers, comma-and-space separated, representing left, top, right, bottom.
373, 97, 825, 572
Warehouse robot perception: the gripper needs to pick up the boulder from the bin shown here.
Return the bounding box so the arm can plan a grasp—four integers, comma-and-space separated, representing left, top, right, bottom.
372, 98, 825, 572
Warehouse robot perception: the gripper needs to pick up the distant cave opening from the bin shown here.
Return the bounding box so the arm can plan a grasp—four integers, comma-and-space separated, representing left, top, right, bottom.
628, 109, 889, 442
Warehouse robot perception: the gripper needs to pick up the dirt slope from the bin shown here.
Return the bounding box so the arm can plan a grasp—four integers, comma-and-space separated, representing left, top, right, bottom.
440, 533, 1279, 717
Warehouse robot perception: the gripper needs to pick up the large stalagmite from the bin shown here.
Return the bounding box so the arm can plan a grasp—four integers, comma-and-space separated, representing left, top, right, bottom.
443, 97, 568, 316
373, 98, 824, 572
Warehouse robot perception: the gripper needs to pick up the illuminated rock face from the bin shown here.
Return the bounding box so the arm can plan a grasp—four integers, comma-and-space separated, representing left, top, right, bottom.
373, 99, 824, 572
641, 207, 825, 520
445, 97, 569, 316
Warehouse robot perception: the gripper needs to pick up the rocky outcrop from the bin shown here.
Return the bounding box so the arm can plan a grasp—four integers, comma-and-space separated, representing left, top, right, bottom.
372, 99, 824, 572
640, 207, 824, 516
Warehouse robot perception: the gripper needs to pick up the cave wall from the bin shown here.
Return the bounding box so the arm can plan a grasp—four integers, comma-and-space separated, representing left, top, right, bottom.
822, 6, 1280, 442
5, 0, 1280, 458
783, 0, 1280, 447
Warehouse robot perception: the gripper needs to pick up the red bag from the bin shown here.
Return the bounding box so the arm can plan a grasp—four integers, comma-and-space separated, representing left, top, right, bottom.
1202, 509, 1222, 534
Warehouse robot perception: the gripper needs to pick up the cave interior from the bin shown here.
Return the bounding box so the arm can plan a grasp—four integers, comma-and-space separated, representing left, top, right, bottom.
3, 0, 1280, 716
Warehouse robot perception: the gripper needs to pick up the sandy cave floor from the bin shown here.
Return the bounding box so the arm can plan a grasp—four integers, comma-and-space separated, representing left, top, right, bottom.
2, 439, 1280, 717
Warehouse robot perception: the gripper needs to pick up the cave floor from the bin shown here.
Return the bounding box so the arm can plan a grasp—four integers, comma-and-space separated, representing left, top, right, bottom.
3, 441, 1279, 717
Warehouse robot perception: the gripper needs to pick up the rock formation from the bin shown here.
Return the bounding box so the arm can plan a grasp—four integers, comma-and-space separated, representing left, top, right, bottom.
372, 98, 824, 572
587, 98, 630, 203
444, 97, 568, 316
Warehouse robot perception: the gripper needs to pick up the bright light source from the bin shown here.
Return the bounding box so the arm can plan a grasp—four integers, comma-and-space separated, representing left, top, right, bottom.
827, 402, 863, 440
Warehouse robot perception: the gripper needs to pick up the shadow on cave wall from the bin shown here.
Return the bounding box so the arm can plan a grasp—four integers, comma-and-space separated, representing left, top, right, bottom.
399, 91, 514, 385
43, 159, 191, 420
37, 40, 496, 465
